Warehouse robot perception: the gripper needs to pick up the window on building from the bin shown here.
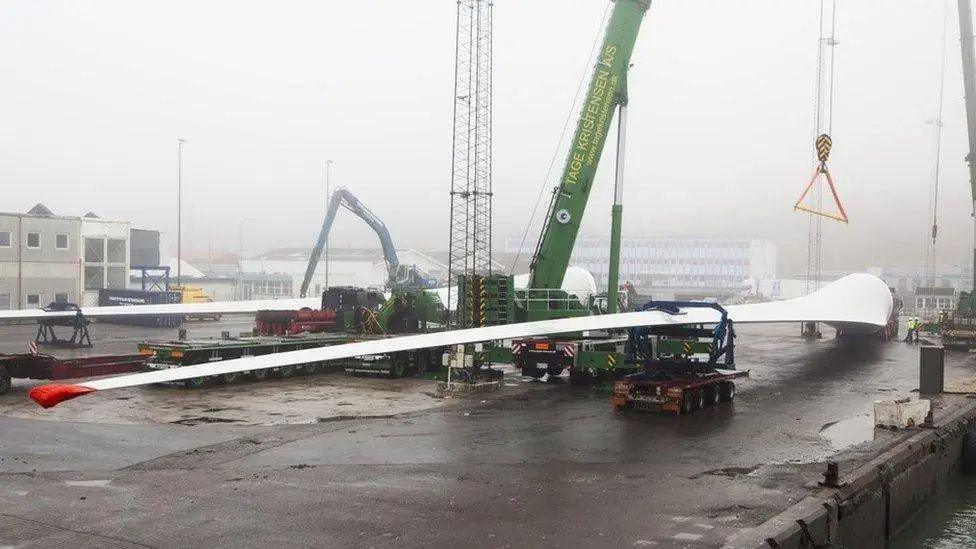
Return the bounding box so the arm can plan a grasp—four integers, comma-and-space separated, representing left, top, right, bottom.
0, 294, 9, 310
84, 266, 104, 290
26, 232, 40, 249
0, 231, 10, 247
107, 238, 126, 263
55, 233, 69, 250
107, 266, 127, 289
85, 237, 105, 262
55, 292, 68, 303
26, 293, 40, 308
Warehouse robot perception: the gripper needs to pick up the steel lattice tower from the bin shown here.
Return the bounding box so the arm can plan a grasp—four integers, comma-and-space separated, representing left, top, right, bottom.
447, 0, 493, 326
806, 0, 837, 297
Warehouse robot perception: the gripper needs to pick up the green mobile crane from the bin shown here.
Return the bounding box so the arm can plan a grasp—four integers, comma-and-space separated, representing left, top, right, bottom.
941, 0, 976, 348
508, 0, 651, 378
524, 0, 648, 318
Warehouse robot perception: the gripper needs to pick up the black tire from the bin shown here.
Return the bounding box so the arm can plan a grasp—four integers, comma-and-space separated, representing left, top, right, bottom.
213, 314, 222, 322
718, 381, 736, 402
415, 353, 428, 376
546, 365, 564, 378
569, 368, 600, 385
390, 359, 407, 379
0, 370, 11, 395
704, 385, 720, 406
694, 389, 705, 410
221, 371, 242, 384
248, 368, 269, 381
277, 365, 297, 378
184, 376, 206, 389
681, 391, 694, 415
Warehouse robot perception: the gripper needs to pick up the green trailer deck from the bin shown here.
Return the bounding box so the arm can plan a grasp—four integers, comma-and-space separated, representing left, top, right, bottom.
139, 332, 449, 386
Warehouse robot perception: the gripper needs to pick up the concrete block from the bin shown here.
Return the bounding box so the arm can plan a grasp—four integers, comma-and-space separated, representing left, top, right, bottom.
874, 397, 930, 428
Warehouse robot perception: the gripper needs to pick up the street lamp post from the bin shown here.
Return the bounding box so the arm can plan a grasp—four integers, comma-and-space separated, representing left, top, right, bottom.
325, 160, 334, 289
238, 218, 254, 300
177, 138, 186, 286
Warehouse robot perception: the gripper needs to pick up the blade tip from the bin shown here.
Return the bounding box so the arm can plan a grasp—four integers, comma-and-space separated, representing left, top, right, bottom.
28, 384, 96, 408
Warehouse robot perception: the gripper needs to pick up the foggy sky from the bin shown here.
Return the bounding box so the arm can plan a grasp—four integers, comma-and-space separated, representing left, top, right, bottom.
1, 1, 970, 276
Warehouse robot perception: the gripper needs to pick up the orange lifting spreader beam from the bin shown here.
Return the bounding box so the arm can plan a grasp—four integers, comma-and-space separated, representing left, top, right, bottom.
794, 133, 849, 223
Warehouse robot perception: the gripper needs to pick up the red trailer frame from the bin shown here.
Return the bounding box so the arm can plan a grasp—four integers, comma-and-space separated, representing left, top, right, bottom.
0, 353, 146, 395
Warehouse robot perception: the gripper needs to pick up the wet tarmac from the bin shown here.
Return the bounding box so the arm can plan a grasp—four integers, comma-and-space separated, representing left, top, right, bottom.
0, 319, 972, 547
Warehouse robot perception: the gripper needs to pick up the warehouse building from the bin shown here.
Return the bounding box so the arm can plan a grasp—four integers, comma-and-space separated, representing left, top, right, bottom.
505, 234, 778, 300
0, 204, 137, 309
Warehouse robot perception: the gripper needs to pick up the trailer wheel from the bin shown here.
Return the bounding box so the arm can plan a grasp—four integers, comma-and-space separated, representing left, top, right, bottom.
184, 377, 206, 389
248, 368, 269, 381
694, 389, 705, 410
0, 368, 10, 395
719, 381, 736, 402
221, 371, 242, 384
681, 391, 695, 415
390, 358, 408, 378
278, 365, 297, 378
704, 384, 720, 406
414, 352, 428, 376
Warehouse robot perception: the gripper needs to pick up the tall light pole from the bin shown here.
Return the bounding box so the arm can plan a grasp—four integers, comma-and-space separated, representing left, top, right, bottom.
177, 138, 186, 286
324, 160, 334, 289
238, 218, 254, 267
238, 217, 254, 300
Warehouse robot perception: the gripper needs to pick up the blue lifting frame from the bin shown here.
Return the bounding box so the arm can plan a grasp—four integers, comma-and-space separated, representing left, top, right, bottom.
627, 300, 735, 370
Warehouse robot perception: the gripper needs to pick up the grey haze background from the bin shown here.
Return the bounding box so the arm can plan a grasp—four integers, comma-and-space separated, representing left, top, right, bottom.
0, 1, 969, 275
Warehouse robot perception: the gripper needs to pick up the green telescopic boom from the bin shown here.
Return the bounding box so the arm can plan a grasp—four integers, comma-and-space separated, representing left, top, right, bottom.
959, 0, 976, 298
528, 0, 651, 291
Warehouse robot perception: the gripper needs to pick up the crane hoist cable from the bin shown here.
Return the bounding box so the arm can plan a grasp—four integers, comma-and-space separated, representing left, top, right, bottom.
794, 0, 847, 224
927, 0, 950, 284
509, 1, 613, 276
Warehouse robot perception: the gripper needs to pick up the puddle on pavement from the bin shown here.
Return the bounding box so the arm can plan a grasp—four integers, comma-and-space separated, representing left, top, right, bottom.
819, 413, 874, 450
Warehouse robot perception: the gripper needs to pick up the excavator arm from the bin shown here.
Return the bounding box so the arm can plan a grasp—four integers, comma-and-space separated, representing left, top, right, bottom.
299, 187, 400, 298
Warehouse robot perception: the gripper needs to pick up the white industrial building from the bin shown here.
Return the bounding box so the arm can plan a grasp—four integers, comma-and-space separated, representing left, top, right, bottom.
0, 204, 134, 309
505, 234, 778, 299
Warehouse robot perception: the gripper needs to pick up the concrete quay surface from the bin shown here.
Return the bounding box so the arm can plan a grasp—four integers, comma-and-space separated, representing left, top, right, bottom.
0, 319, 969, 548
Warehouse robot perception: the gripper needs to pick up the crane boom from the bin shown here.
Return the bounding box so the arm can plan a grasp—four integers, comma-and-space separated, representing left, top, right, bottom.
958, 0, 976, 296
299, 187, 400, 297
528, 0, 650, 290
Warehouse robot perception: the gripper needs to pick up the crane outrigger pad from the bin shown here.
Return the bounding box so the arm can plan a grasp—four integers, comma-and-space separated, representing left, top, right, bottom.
28, 274, 894, 408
